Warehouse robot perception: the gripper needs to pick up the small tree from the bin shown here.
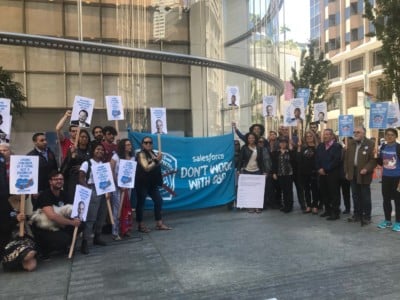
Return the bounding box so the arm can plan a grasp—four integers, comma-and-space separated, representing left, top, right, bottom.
0, 67, 26, 116
290, 42, 332, 128
364, 0, 400, 103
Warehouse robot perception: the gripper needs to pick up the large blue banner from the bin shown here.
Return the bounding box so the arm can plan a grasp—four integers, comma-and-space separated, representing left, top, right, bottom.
129, 131, 236, 210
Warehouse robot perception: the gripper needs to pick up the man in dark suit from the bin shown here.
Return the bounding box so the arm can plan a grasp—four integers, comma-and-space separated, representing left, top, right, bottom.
26, 133, 58, 210
344, 126, 376, 225
70, 109, 90, 128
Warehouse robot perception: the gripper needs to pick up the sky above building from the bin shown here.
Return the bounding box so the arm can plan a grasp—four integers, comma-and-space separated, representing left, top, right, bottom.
281, 0, 310, 43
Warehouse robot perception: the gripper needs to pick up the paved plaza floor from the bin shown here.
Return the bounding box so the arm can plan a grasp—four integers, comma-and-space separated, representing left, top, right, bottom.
2, 180, 400, 299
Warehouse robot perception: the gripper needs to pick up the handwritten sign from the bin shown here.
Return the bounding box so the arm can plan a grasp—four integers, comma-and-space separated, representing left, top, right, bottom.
105, 95, 124, 121
117, 159, 137, 188
9, 155, 39, 194
92, 162, 116, 195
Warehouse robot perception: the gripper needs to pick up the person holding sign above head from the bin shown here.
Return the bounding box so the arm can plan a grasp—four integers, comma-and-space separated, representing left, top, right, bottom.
110, 139, 136, 240
71, 109, 90, 128
55, 110, 78, 161
238, 132, 269, 213
79, 142, 108, 254
377, 128, 400, 232
60, 129, 91, 204
30, 171, 81, 260
135, 136, 172, 232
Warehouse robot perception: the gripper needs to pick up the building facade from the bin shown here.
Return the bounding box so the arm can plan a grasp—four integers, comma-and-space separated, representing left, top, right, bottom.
311, 0, 384, 134
0, 0, 282, 154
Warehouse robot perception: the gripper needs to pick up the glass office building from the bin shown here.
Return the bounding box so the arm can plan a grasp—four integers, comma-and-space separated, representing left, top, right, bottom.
0, 0, 282, 151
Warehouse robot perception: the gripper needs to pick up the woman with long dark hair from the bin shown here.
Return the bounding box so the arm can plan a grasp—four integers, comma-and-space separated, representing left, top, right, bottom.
135, 136, 171, 233
296, 130, 320, 214
110, 138, 135, 240
60, 129, 91, 204
238, 132, 268, 213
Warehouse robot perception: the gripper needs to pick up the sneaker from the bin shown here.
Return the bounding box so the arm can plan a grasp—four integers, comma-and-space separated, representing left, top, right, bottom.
112, 234, 122, 241
377, 220, 392, 229
392, 222, 400, 232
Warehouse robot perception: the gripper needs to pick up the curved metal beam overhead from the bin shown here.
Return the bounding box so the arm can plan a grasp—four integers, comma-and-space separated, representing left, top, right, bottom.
224, 0, 283, 47
0, 32, 284, 94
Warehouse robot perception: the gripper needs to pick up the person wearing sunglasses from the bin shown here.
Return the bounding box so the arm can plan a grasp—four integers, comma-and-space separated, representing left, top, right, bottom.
135, 137, 172, 232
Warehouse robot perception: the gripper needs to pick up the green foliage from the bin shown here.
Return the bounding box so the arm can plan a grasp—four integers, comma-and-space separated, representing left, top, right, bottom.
290, 42, 331, 128
364, 0, 400, 103
0, 67, 26, 116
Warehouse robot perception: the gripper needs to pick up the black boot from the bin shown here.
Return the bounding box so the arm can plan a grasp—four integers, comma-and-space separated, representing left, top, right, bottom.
93, 234, 107, 246
81, 240, 89, 255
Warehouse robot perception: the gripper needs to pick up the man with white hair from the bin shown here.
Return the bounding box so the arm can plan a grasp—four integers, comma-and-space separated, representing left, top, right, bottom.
344, 126, 376, 225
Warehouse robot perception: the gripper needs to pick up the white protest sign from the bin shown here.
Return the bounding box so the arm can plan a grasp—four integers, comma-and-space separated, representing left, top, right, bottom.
9, 155, 39, 194
92, 162, 116, 195
150, 107, 168, 134
387, 102, 400, 128
70, 96, 95, 128
105, 95, 124, 121
0, 98, 11, 137
226, 86, 240, 106
117, 159, 137, 189
237, 174, 266, 208
313, 102, 327, 123
263, 96, 277, 117
71, 185, 92, 221
0, 98, 11, 116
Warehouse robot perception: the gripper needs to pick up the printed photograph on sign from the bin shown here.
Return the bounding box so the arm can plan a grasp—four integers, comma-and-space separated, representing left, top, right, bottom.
9, 155, 39, 195
284, 98, 304, 126
150, 107, 167, 134
369, 102, 388, 129
226, 86, 240, 106
105, 95, 124, 121
262, 96, 277, 117
0, 114, 11, 142
313, 102, 327, 124
338, 115, 354, 137
70, 96, 95, 128
71, 185, 92, 221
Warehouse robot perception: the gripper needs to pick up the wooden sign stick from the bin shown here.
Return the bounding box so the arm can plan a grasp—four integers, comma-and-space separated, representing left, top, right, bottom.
106, 193, 114, 225
68, 227, 79, 259
19, 195, 25, 237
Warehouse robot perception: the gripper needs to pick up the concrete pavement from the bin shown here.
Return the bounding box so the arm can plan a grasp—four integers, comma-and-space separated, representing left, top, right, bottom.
2, 180, 400, 299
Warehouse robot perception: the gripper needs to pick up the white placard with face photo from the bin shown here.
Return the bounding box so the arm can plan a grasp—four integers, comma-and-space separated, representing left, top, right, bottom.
92, 162, 116, 195
70, 96, 95, 128
71, 185, 92, 221
9, 155, 39, 195
313, 102, 327, 124
117, 159, 137, 189
0, 115, 11, 143
150, 107, 167, 134
284, 98, 305, 126
0, 98, 11, 137
105, 95, 124, 121
226, 86, 240, 107
262, 96, 277, 117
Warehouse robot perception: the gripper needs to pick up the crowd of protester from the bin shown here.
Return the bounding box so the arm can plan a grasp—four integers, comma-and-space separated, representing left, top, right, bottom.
1, 110, 399, 272
0, 110, 171, 272
233, 122, 399, 228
